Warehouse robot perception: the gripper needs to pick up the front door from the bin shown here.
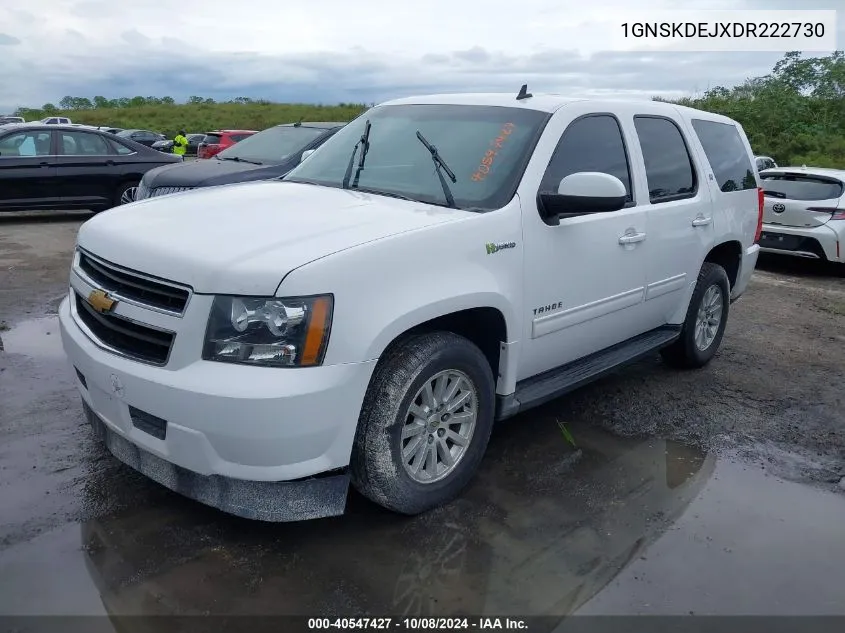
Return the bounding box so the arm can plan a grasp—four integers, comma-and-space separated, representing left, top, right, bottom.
519, 108, 651, 380
0, 129, 58, 211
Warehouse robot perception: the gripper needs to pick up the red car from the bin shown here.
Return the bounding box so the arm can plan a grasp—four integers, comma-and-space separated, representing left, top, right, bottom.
196, 129, 257, 159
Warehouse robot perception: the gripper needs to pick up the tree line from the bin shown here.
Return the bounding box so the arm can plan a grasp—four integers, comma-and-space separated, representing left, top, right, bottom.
11, 52, 844, 168
656, 51, 844, 168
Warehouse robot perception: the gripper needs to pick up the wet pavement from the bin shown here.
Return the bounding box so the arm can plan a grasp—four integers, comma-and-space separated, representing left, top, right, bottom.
1, 214, 845, 628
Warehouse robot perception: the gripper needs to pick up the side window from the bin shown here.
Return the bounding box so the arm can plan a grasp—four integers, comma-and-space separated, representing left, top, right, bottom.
58, 131, 112, 156
0, 131, 52, 157
691, 119, 757, 192
539, 115, 632, 202
633, 116, 696, 203
230, 134, 251, 142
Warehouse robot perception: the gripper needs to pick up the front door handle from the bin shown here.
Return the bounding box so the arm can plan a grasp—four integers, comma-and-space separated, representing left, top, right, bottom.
619, 231, 646, 245
692, 215, 712, 227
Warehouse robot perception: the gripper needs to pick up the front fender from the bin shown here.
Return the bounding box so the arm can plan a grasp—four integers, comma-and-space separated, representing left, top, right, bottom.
277, 208, 524, 367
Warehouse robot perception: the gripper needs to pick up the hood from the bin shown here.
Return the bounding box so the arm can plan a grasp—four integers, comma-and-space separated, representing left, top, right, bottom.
77, 181, 472, 295
143, 156, 297, 188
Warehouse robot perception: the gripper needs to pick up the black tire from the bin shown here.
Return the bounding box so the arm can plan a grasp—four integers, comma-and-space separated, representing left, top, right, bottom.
115, 181, 139, 206
350, 331, 496, 515
661, 262, 730, 369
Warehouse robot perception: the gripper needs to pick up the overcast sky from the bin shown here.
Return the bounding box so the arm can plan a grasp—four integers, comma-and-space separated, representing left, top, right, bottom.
0, 0, 841, 113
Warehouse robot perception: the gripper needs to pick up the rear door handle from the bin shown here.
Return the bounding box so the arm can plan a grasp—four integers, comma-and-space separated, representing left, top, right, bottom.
619, 231, 646, 245
38, 161, 49, 167
692, 216, 712, 227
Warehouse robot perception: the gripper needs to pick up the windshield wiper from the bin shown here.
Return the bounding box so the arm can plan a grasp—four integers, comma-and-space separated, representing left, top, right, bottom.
415, 131, 457, 208
342, 120, 371, 189
218, 156, 263, 165
762, 189, 786, 198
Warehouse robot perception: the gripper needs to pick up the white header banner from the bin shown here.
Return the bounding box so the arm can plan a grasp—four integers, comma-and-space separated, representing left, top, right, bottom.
609, 10, 838, 52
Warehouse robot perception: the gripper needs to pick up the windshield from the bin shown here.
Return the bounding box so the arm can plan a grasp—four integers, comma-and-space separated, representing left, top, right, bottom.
284, 104, 550, 211
761, 174, 844, 201
217, 126, 326, 164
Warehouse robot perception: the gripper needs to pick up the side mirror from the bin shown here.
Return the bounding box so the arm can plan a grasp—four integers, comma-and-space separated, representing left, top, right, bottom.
537, 172, 627, 226
300, 149, 315, 162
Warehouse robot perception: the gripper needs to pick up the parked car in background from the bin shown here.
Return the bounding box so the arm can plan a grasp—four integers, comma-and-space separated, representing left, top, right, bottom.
135, 122, 347, 201
151, 133, 204, 155
197, 129, 257, 159
0, 116, 25, 125
759, 166, 845, 264
114, 129, 166, 148
97, 127, 124, 135
0, 123, 182, 212
755, 155, 778, 171
40, 116, 72, 125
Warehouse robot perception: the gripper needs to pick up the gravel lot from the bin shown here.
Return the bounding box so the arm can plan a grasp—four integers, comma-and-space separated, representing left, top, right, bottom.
1, 210, 844, 624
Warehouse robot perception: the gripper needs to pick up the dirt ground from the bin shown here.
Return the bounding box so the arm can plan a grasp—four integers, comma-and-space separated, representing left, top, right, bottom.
1, 210, 844, 623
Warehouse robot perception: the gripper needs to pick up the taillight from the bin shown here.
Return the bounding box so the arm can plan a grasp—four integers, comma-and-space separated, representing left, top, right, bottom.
808, 207, 845, 220
755, 187, 764, 242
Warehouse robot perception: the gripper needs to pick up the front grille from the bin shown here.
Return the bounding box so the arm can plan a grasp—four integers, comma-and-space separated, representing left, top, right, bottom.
77, 250, 190, 315
74, 292, 175, 365
150, 186, 194, 198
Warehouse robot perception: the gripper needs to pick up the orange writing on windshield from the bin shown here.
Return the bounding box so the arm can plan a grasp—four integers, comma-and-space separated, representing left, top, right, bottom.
472, 123, 515, 182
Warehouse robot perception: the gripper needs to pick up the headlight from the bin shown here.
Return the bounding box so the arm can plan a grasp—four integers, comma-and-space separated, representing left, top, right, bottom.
203, 295, 333, 367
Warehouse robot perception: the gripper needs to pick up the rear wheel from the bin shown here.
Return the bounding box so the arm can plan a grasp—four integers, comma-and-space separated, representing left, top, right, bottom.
350, 332, 495, 515
661, 262, 730, 369
116, 181, 139, 206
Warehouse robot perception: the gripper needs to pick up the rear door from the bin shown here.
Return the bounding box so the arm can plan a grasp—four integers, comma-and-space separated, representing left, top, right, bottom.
760, 172, 844, 228
55, 129, 119, 208
627, 109, 713, 327
0, 128, 59, 210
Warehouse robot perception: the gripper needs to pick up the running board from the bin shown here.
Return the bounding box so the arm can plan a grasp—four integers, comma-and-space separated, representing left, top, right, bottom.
495, 326, 681, 421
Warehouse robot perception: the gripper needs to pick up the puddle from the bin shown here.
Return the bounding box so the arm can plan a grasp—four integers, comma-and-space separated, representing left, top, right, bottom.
0, 316, 64, 359
1, 415, 844, 622
0, 422, 717, 619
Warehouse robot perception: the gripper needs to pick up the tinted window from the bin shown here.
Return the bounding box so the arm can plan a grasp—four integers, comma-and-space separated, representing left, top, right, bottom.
634, 116, 696, 203
188, 134, 205, 142
286, 104, 550, 211
0, 130, 52, 157
691, 119, 756, 192
540, 115, 632, 201
59, 131, 111, 155
218, 126, 326, 163
229, 133, 252, 142
761, 174, 844, 201
202, 134, 222, 144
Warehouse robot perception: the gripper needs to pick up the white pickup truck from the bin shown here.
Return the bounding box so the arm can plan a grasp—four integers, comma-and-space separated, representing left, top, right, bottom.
59, 89, 762, 521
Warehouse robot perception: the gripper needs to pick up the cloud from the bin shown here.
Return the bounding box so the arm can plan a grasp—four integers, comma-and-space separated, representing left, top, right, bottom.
0, 0, 842, 113
0, 33, 21, 45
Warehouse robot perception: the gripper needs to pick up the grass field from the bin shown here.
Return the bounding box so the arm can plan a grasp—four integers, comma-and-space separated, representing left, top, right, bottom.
19, 102, 369, 136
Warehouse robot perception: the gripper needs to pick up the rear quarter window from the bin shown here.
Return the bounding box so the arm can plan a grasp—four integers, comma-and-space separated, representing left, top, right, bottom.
691, 119, 757, 192
202, 134, 222, 144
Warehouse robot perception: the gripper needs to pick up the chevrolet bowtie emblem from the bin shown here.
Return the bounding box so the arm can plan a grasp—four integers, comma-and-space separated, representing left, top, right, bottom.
87, 289, 117, 313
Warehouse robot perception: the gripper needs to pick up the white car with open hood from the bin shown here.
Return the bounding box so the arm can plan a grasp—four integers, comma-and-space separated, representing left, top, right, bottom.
59, 88, 761, 521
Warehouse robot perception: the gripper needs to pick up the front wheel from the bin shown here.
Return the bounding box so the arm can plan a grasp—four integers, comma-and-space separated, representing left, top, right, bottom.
350, 332, 495, 515
661, 262, 730, 369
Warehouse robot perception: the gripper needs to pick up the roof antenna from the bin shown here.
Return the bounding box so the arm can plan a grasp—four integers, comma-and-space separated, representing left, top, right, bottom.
516, 84, 532, 100
293, 117, 303, 127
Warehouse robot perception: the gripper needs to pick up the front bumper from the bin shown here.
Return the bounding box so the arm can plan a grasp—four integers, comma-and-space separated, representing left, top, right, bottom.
759, 223, 841, 263
59, 294, 377, 521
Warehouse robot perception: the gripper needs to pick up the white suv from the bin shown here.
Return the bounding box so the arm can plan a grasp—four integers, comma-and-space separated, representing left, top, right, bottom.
759, 166, 845, 263
58, 90, 761, 521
